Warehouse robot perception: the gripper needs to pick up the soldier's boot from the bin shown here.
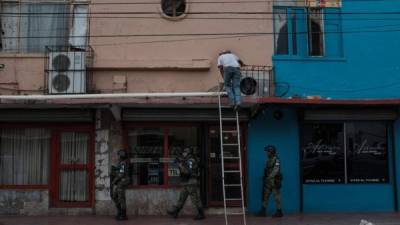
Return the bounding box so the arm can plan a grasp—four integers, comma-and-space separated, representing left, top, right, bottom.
257, 206, 266, 217
272, 209, 283, 218
167, 207, 180, 219
193, 208, 205, 220
114, 206, 121, 220
117, 209, 128, 221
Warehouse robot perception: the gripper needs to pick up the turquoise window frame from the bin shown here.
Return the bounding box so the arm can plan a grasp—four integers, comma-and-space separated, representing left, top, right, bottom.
272, 7, 343, 59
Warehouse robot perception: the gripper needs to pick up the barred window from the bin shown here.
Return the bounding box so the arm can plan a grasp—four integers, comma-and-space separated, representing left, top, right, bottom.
0, 2, 88, 53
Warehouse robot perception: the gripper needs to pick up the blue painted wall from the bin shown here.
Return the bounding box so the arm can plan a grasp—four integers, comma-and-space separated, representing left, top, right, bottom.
248, 0, 400, 214
248, 108, 397, 213
272, 0, 400, 99
247, 107, 300, 214
303, 184, 395, 212
252, 0, 400, 213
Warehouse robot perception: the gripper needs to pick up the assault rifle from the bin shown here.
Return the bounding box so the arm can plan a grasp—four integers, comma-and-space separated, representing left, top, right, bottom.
110, 165, 118, 197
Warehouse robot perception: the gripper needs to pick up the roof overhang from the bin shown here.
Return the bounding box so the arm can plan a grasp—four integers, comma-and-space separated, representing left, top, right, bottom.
0, 94, 400, 109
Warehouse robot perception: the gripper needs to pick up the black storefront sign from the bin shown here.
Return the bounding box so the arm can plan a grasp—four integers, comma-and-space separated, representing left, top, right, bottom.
301, 122, 389, 184
346, 122, 389, 183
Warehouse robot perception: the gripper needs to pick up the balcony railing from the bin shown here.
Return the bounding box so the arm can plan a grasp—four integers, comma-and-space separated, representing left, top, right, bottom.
240, 65, 274, 97
210, 65, 274, 97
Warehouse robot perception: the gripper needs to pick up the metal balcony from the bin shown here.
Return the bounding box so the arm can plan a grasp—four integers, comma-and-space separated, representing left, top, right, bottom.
240, 65, 274, 97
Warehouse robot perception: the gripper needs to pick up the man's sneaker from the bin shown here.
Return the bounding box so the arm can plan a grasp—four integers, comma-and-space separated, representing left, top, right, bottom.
167, 209, 179, 219
116, 209, 128, 221
193, 208, 205, 220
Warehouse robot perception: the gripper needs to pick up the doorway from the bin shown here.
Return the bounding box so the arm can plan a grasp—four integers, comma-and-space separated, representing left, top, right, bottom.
51, 129, 94, 207
206, 125, 246, 206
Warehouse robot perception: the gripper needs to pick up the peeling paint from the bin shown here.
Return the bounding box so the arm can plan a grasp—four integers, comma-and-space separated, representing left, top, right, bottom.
95, 129, 111, 201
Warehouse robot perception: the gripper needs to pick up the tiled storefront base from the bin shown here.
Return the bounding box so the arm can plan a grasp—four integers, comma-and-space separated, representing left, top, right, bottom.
0, 190, 48, 216
0, 189, 201, 216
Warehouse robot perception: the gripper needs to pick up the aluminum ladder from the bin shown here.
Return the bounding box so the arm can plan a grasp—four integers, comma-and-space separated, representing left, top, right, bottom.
218, 93, 247, 225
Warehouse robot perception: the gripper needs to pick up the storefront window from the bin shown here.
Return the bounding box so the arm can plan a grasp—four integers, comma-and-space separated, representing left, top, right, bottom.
128, 128, 165, 185
302, 123, 345, 184
301, 122, 390, 184
0, 128, 51, 185
127, 126, 199, 186
168, 127, 198, 185
346, 122, 388, 183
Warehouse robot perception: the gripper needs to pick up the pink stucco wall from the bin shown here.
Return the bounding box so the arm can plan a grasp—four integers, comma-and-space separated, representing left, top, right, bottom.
0, 0, 273, 94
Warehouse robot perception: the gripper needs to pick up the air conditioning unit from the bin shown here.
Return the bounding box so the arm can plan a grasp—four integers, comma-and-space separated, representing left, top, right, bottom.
48, 51, 86, 94
241, 70, 274, 97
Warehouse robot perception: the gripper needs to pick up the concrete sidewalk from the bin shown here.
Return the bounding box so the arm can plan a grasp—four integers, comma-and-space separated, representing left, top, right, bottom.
0, 213, 400, 225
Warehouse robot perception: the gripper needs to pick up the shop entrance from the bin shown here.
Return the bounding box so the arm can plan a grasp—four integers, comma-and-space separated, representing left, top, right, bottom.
206, 125, 246, 206
51, 128, 94, 207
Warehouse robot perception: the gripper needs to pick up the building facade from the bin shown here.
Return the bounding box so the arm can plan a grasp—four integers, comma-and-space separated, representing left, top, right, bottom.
1, 0, 400, 217
247, 0, 400, 215
0, 0, 273, 215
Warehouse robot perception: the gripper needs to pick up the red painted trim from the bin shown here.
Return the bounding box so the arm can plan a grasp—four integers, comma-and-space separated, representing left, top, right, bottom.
49, 130, 57, 206
256, 97, 400, 106
53, 131, 61, 207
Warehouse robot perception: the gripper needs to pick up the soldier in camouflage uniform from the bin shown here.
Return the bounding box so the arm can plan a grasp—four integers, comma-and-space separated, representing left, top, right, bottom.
111, 149, 131, 221
258, 145, 283, 218
167, 147, 205, 220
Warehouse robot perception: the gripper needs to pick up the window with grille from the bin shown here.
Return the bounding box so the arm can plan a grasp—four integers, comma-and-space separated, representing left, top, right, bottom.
0, 2, 88, 53
161, 0, 187, 18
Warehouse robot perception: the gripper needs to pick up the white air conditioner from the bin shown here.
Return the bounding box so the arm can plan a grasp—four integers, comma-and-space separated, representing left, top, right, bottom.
241, 70, 274, 97
48, 51, 86, 94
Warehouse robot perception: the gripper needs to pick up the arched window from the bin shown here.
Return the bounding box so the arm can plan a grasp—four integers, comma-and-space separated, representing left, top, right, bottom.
161, 0, 187, 18
308, 8, 324, 56
274, 8, 289, 55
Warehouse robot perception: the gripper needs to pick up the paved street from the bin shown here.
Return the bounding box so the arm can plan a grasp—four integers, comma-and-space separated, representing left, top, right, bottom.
1, 213, 400, 225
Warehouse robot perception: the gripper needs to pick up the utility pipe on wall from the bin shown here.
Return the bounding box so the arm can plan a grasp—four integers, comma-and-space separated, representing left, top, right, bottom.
0, 92, 227, 100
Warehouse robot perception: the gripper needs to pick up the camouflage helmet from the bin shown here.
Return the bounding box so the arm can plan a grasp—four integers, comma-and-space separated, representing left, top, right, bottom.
182, 147, 193, 155
117, 149, 127, 159
264, 145, 276, 154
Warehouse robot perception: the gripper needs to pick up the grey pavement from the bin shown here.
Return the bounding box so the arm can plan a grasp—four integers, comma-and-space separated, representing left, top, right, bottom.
0, 213, 400, 225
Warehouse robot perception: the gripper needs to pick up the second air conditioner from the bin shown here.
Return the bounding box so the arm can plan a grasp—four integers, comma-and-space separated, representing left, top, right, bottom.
48, 51, 86, 94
